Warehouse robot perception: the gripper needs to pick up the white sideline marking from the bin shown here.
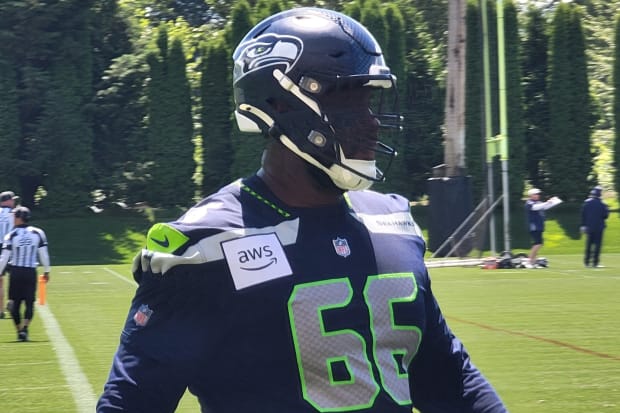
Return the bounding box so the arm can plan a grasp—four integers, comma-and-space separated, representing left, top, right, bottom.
104, 267, 135, 285
37, 303, 97, 413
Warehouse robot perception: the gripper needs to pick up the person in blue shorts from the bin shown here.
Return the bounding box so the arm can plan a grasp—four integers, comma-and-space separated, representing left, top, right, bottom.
524, 188, 561, 268
97, 8, 507, 413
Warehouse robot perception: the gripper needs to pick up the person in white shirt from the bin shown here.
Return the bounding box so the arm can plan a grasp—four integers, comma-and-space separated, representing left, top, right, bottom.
524, 188, 561, 268
0, 206, 51, 341
0, 191, 18, 319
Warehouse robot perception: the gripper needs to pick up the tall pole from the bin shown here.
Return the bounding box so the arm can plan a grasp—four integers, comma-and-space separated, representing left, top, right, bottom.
481, 0, 496, 255
497, 0, 511, 252
444, 0, 467, 176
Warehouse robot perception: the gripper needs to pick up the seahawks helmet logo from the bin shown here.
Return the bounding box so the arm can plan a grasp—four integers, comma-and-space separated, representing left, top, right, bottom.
234, 34, 302, 77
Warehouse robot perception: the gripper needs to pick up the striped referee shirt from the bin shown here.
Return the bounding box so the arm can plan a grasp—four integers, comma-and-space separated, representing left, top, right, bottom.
0, 206, 14, 241
0, 224, 51, 273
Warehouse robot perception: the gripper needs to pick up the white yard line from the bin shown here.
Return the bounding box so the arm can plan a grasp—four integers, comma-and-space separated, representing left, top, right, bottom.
37, 303, 97, 413
103, 267, 136, 285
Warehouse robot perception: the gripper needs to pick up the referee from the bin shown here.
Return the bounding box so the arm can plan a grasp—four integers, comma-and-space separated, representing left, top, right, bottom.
0, 191, 18, 319
0, 206, 51, 341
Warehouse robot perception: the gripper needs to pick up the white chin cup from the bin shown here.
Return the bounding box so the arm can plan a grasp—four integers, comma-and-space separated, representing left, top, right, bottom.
279, 135, 377, 191
326, 149, 377, 191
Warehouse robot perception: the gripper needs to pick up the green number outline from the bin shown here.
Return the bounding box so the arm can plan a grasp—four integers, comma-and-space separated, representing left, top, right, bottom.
288, 278, 378, 412
288, 273, 421, 411
364, 273, 422, 405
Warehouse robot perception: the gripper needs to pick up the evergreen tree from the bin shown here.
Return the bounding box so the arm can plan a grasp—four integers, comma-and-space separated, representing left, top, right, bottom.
410, 0, 448, 52
92, 53, 150, 204
201, 36, 234, 195
0, 0, 98, 208
548, 3, 593, 201
465, 0, 486, 203
464, 0, 500, 204
254, 0, 286, 22
31, 2, 96, 213
521, 6, 550, 190
0, 58, 21, 191
34, 62, 95, 213
380, 4, 408, 196
614, 14, 620, 201
146, 27, 195, 207
360, 0, 387, 51
398, 2, 444, 200
343, 1, 363, 22
91, 0, 132, 82
503, 0, 525, 204
225, 0, 254, 52
228, 1, 264, 180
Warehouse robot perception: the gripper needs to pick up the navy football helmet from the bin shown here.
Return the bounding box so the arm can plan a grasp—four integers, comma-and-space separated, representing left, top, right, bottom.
232, 7, 402, 190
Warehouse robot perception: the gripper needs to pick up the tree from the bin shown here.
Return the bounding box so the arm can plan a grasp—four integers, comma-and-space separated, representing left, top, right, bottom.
254, 0, 286, 22
201, 36, 234, 195
146, 27, 195, 207
380, 4, 408, 196
360, 0, 387, 51
398, 1, 444, 200
27, 1, 96, 213
522, 5, 550, 190
34, 62, 95, 213
547, 3, 593, 201
225, 0, 254, 53
228, 0, 264, 180
503, 0, 525, 203
92, 53, 151, 204
91, 0, 133, 82
0, 58, 21, 191
465, 0, 486, 203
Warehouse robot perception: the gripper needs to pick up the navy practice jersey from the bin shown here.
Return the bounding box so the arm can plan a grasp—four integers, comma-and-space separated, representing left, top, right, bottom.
98, 175, 506, 413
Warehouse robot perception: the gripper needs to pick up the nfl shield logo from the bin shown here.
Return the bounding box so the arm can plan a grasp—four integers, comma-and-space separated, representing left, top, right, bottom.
332, 237, 351, 257
133, 304, 153, 327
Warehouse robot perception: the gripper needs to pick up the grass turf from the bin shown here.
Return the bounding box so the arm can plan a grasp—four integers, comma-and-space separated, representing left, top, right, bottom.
1, 255, 618, 412
0, 202, 617, 411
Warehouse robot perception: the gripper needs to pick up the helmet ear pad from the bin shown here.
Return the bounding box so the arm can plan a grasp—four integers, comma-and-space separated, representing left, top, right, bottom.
266, 100, 338, 166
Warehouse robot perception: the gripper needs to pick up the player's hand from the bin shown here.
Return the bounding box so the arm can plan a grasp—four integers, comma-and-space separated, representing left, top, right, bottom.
42, 273, 50, 283
579, 226, 587, 234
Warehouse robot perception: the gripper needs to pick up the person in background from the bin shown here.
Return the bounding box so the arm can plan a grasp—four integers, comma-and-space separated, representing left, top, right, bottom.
525, 188, 561, 268
580, 186, 609, 268
0, 191, 18, 319
97, 8, 507, 412
0, 206, 51, 341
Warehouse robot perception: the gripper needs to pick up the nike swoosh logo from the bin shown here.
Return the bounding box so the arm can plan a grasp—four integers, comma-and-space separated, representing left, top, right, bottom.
241, 257, 278, 271
150, 235, 170, 248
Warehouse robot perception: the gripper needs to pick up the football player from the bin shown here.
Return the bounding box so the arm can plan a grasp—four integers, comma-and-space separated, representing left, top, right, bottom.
98, 8, 507, 412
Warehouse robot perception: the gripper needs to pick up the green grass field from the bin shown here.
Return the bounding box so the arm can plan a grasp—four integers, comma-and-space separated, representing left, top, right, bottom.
1, 203, 618, 412
1, 254, 618, 412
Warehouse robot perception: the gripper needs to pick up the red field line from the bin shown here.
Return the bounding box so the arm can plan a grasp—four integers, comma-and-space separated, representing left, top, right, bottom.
448, 316, 620, 362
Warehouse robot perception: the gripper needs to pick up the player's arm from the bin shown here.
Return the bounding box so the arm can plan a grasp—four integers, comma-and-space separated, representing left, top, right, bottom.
409, 274, 507, 413
97, 267, 193, 412
0, 248, 10, 275
37, 244, 51, 281
97, 342, 189, 412
531, 197, 560, 211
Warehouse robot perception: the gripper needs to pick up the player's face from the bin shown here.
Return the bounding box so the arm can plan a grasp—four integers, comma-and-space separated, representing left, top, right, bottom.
320, 87, 380, 161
